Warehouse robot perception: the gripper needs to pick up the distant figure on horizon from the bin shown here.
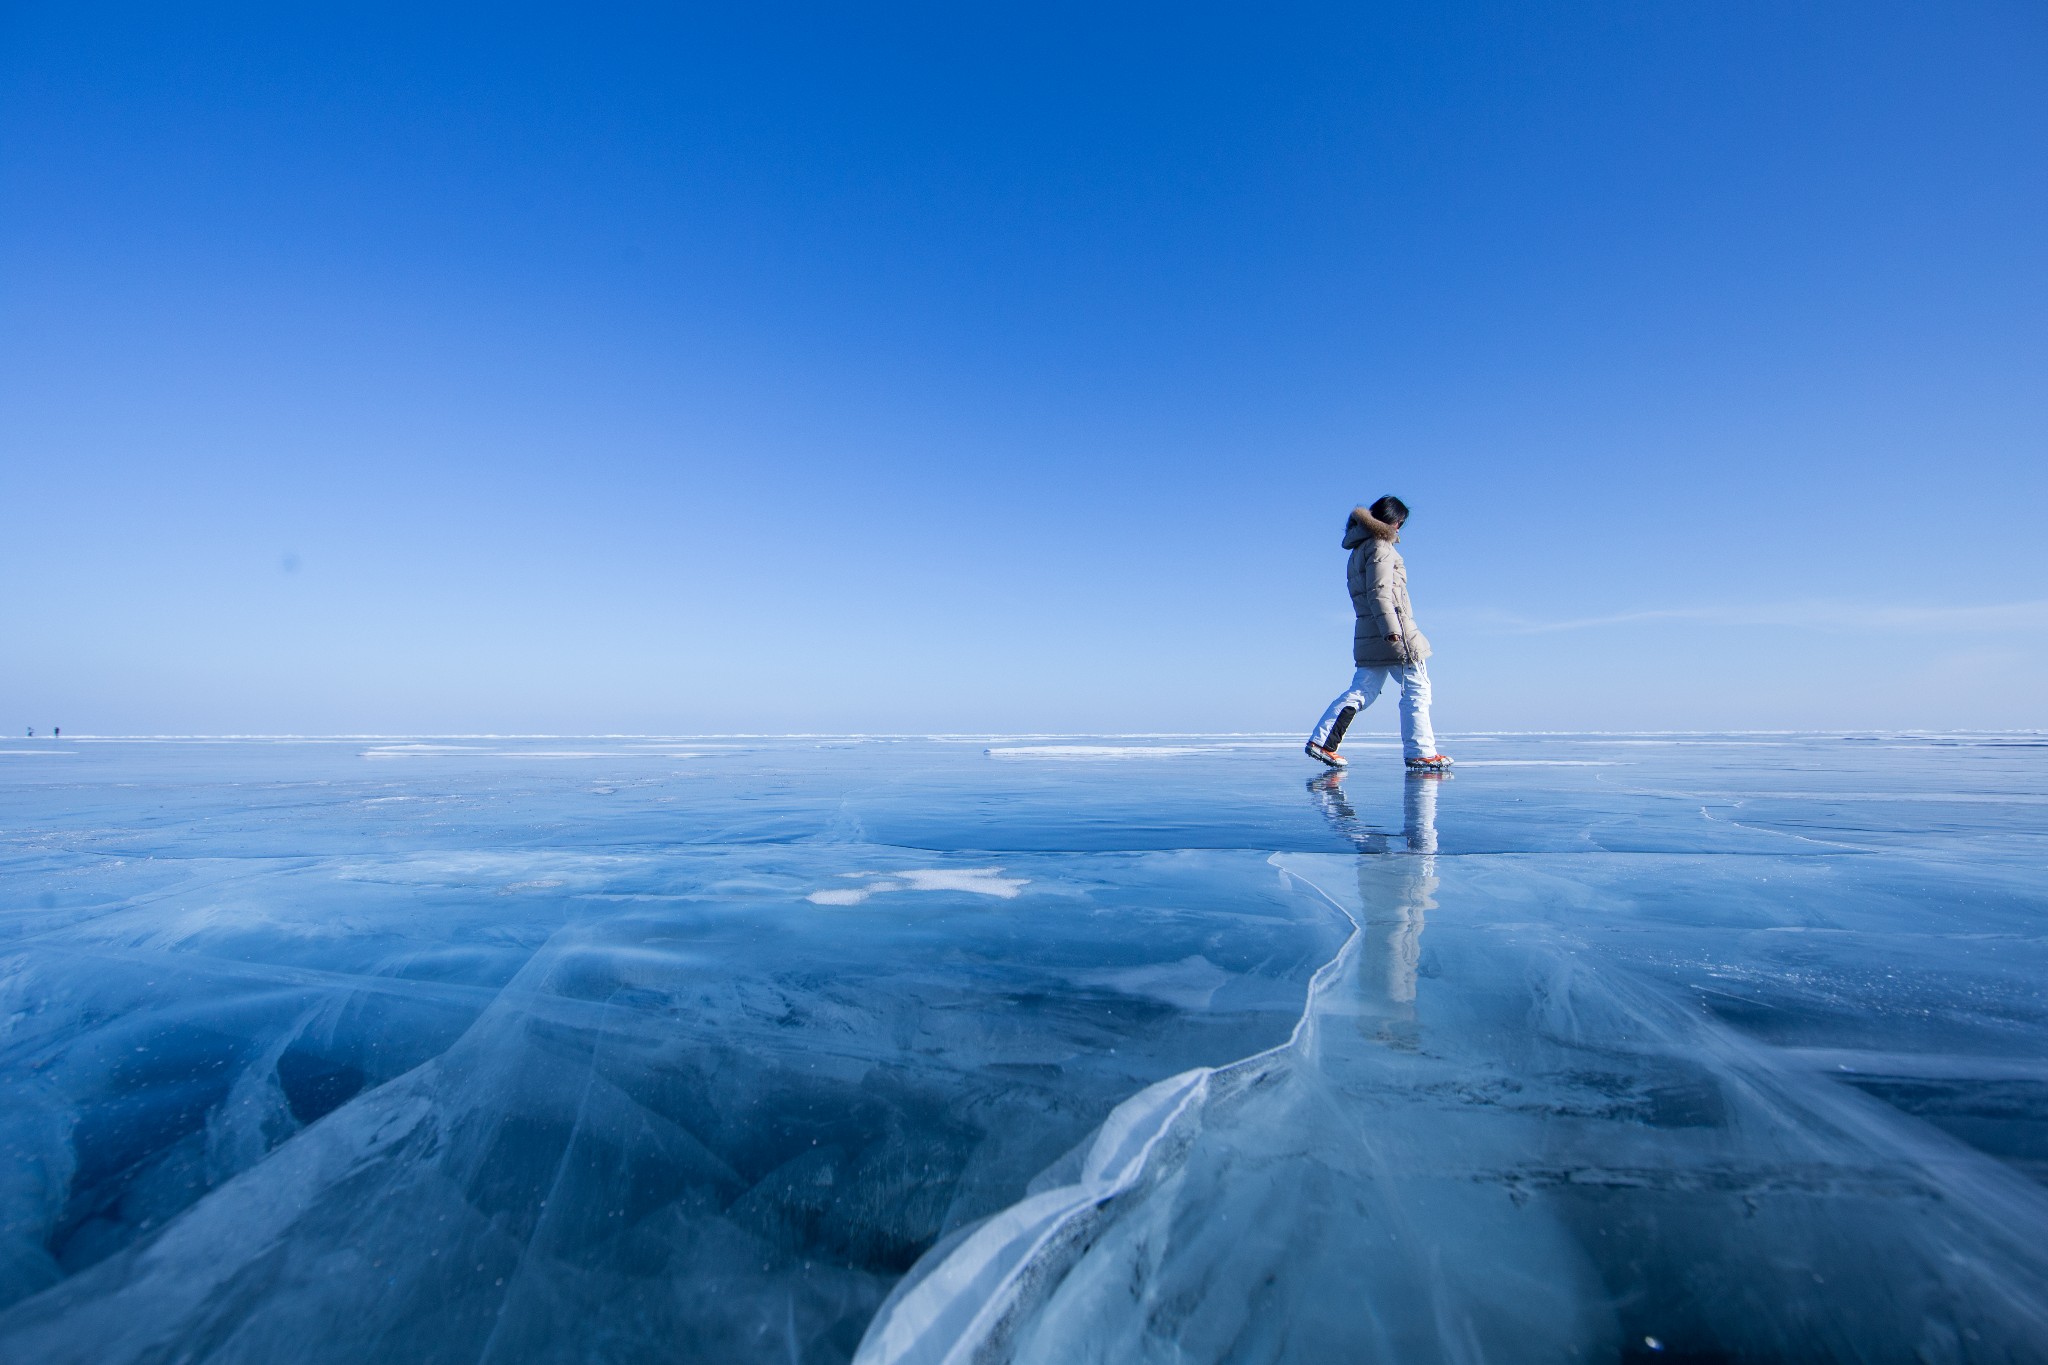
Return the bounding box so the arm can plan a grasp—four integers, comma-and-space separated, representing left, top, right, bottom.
1304, 496, 1454, 773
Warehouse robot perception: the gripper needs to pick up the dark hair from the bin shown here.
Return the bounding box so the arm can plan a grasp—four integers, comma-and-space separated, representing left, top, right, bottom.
1369, 495, 1409, 526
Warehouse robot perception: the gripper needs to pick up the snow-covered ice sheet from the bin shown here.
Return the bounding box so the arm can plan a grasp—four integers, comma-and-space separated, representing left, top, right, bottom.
1, 734, 2045, 1363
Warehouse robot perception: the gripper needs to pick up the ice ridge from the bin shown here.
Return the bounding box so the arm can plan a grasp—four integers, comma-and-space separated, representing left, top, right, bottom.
851, 857, 1361, 1365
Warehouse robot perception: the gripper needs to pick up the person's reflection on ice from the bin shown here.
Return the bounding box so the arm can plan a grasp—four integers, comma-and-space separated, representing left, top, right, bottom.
1306, 769, 1443, 1049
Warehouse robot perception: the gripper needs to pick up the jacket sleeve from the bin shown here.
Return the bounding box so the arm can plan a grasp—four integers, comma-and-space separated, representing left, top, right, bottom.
1365, 545, 1403, 637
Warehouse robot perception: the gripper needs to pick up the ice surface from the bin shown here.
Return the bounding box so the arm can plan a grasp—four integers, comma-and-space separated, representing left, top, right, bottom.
2, 734, 2046, 1363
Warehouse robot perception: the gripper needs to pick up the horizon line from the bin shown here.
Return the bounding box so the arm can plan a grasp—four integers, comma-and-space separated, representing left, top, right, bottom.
7, 729, 2044, 742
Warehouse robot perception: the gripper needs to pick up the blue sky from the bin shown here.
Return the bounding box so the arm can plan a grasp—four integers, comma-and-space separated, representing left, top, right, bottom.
4, 2, 2044, 734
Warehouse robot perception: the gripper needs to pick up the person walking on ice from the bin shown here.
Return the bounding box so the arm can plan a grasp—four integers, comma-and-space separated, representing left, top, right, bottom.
1305, 495, 1455, 773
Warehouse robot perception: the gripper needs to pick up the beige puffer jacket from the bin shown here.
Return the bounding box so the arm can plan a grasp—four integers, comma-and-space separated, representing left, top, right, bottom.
1343, 509, 1431, 668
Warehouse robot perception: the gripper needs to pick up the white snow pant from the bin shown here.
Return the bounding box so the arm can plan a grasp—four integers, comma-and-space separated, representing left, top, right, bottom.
1309, 663, 1437, 761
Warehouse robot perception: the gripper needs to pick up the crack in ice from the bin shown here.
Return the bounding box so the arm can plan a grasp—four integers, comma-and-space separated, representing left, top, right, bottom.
850, 855, 1361, 1365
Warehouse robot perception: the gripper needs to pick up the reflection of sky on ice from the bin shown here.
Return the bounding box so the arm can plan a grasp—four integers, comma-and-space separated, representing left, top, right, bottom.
1, 736, 2045, 1362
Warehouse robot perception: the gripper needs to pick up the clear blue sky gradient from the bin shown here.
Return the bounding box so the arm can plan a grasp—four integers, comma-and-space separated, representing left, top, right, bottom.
4, 3, 2044, 734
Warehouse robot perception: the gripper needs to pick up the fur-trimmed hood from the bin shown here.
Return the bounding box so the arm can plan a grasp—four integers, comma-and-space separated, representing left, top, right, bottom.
1341, 506, 1400, 549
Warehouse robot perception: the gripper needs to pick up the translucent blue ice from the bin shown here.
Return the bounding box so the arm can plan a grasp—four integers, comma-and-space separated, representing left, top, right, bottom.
1, 734, 2045, 1362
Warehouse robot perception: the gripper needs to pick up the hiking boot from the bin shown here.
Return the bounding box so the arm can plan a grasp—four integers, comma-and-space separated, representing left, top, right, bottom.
1404, 754, 1454, 773
1305, 742, 1347, 769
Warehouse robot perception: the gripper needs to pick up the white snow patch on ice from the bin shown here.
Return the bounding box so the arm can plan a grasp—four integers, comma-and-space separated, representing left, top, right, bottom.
808, 868, 1028, 905
1073, 955, 1234, 1010
363, 746, 710, 761
1452, 760, 1619, 767
984, 743, 1296, 759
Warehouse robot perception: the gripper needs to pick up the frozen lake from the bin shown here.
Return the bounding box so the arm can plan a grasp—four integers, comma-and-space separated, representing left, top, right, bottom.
1, 734, 2044, 1363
